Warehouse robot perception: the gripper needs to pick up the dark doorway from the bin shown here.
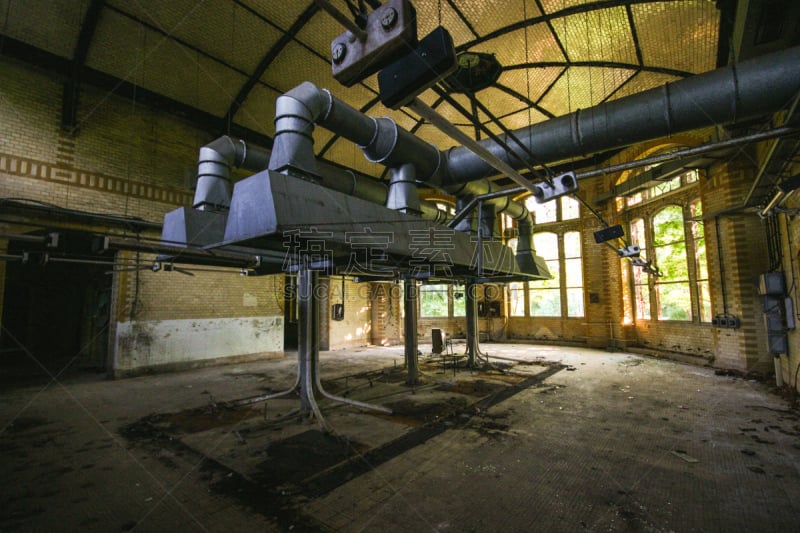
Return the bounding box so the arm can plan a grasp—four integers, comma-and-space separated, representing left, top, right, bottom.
1, 231, 112, 381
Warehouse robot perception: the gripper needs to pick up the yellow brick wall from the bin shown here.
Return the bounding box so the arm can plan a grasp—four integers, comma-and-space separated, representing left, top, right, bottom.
0, 59, 291, 373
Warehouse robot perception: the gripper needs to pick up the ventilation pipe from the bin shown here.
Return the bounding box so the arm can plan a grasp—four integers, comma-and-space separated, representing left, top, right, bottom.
193, 136, 270, 210
268, 81, 536, 267
444, 45, 800, 184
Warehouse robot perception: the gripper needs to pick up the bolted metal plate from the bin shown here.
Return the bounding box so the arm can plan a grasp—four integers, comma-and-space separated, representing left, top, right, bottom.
331, 0, 418, 87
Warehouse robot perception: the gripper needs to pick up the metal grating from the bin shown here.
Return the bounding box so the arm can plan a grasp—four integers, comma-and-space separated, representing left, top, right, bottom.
260, 40, 335, 95
235, 83, 281, 137
539, 0, 592, 14
473, 24, 566, 67
459, 0, 542, 36
539, 65, 635, 116
632, 1, 719, 75
498, 68, 564, 103
553, 6, 637, 64
486, 107, 549, 134
475, 87, 529, 118
244, 0, 313, 29
607, 70, 681, 102
415, 122, 474, 150
295, 9, 341, 59
413, 0, 476, 46
193, 55, 251, 118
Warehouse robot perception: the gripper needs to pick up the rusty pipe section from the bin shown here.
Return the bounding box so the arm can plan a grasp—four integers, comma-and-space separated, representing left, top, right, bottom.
193, 135, 270, 210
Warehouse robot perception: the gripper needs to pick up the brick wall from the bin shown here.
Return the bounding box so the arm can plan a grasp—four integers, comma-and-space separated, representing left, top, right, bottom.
0, 58, 289, 375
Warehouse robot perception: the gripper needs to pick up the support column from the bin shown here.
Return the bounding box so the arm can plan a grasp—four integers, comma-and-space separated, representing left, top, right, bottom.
404, 278, 419, 385
297, 267, 323, 418
465, 279, 479, 367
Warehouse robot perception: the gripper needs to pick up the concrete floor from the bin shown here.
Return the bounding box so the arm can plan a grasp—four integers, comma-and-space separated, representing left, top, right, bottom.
2, 342, 799, 532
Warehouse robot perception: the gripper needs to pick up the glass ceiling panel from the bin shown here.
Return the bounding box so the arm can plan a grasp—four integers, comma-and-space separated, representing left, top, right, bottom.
539, 66, 635, 116
539, 0, 594, 14
552, 6, 637, 64
472, 23, 565, 67
499, 67, 565, 104
632, 1, 719, 75
474, 87, 529, 118
413, 0, 477, 47
459, 0, 540, 36
486, 108, 549, 136
607, 71, 681, 101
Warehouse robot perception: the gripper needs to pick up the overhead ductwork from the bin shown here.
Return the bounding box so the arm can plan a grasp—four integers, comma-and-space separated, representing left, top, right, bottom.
193, 136, 271, 211
266, 45, 800, 274
444, 45, 800, 184
268, 81, 538, 272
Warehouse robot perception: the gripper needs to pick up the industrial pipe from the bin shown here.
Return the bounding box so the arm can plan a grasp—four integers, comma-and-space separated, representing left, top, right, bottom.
268, 81, 536, 265
444, 45, 800, 184
193, 135, 270, 210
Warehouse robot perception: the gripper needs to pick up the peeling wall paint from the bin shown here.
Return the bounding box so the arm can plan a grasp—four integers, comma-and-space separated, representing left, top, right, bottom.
114, 316, 283, 371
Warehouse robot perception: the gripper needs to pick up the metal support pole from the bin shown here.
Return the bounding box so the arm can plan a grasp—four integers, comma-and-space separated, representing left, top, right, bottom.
297, 267, 328, 428
231, 267, 390, 422
465, 279, 479, 367
404, 278, 419, 385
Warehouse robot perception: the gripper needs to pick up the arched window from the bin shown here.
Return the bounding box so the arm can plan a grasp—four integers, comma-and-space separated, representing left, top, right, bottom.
630, 218, 650, 320
653, 206, 691, 320
691, 200, 711, 322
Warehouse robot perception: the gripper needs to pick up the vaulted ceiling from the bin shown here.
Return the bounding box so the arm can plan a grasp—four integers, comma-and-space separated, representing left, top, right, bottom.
0, 1, 791, 183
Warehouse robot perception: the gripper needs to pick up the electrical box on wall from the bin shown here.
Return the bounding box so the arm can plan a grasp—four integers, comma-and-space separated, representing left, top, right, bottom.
758, 272, 786, 296
478, 301, 501, 317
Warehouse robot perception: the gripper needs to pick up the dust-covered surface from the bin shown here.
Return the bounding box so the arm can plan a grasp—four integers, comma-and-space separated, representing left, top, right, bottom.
2, 343, 800, 531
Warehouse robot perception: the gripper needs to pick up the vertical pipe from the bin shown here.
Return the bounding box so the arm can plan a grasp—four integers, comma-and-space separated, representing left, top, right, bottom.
404, 279, 419, 385
465, 280, 478, 367
386, 163, 421, 214
297, 268, 324, 424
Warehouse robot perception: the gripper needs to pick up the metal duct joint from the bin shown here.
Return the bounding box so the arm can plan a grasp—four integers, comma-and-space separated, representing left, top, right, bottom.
386, 163, 421, 214
268, 81, 538, 271
193, 135, 270, 211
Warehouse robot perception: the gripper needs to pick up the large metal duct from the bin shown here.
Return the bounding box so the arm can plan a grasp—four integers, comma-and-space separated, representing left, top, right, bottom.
193, 135, 271, 210
444, 45, 800, 184
268, 81, 535, 264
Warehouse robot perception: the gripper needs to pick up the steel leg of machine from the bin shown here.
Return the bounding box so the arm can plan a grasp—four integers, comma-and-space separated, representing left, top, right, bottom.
404, 278, 419, 385
298, 268, 391, 430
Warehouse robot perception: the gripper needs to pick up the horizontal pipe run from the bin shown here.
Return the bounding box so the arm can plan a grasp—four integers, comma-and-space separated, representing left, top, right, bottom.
444, 45, 800, 184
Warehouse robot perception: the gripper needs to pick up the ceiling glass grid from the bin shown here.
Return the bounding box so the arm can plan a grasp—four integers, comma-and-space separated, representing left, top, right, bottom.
0, 0, 722, 179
